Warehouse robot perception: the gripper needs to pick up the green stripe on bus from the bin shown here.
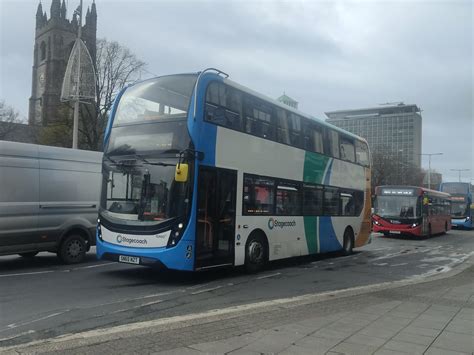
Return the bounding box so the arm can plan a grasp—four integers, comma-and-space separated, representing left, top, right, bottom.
303, 152, 329, 184
304, 216, 318, 254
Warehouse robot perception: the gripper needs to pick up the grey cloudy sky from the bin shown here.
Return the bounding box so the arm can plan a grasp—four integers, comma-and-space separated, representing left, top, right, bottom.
0, 0, 472, 182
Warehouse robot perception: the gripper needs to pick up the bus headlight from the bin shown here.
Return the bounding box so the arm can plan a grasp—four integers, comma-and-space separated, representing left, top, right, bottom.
411, 223, 419, 228
373, 220, 381, 226
167, 223, 185, 248
97, 221, 102, 241
466, 217, 471, 222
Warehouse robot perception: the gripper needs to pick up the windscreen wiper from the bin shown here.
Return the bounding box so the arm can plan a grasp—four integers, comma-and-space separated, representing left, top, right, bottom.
134, 154, 176, 167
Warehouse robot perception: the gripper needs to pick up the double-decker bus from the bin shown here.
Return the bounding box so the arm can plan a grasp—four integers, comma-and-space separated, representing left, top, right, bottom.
96, 69, 372, 272
372, 186, 451, 237
440, 182, 473, 229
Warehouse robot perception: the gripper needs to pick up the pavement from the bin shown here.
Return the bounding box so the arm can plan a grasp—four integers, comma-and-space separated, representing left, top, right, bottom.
3, 255, 473, 355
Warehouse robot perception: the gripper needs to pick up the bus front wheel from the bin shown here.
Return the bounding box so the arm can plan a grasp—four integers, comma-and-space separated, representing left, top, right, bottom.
342, 228, 354, 256
245, 233, 267, 273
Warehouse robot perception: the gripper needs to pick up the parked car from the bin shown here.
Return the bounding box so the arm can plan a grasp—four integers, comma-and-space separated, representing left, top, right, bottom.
0, 141, 102, 263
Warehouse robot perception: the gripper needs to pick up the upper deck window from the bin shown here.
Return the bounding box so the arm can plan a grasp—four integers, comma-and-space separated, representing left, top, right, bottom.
114, 74, 197, 126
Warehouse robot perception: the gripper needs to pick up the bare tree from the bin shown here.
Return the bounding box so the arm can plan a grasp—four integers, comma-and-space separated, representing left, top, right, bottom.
371, 148, 424, 191
79, 38, 147, 151
38, 39, 147, 150
0, 100, 21, 139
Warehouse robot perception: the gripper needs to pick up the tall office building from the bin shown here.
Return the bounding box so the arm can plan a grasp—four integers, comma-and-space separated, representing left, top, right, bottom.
325, 103, 422, 168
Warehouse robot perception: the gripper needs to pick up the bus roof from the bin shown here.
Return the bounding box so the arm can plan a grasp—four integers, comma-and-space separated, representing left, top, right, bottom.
129, 71, 368, 145
221, 75, 366, 144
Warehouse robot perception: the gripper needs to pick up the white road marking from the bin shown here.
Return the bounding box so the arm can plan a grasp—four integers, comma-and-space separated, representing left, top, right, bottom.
110, 300, 164, 314
72, 262, 116, 270
0, 270, 54, 278
390, 263, 408, 267
186, 282, 212, 290
256, 272, 281, 280
191, 286, 223, 295
87, 290, 181, 309
0, 330, 35, 342
1, 311, 67, 332
372, 263, 388, 266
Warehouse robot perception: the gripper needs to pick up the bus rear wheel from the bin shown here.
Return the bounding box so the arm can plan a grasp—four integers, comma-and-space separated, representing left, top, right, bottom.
245, 233, 267, 273
342, 228, 354, 256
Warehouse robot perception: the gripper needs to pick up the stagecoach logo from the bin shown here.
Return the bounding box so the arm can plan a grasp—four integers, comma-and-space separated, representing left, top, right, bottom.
116, 234, 148, 245
268, 218, 296, 230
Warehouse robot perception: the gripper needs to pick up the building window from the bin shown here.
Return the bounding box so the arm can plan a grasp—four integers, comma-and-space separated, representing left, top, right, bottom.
40, 41, 46, 61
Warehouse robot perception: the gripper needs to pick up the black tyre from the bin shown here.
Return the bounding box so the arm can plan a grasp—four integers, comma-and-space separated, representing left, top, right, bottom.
444, 222, 448, 234
428, 224, 432, 238
19, 252, 39, 258
245, 233, 267, 273
342, 228, 354, 256
58, 234, 87, 264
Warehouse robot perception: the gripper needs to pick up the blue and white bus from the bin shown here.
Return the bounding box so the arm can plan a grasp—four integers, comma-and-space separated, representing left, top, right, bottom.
440, 182, 473, 229
96, 69, 372, 272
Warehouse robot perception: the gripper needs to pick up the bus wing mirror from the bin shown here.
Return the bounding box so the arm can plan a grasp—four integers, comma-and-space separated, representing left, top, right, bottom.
175, 163, 189, 182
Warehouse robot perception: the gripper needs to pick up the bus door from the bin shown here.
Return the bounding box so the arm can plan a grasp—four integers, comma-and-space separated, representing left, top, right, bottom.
195, 167, 237, 269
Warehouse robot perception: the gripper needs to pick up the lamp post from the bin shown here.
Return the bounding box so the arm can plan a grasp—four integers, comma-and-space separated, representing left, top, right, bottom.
450, 168, 470, 182
72, 0, 83, 150
419, 153, 443, 189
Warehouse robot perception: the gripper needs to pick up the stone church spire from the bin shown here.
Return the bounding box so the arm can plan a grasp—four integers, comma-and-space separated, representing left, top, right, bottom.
50, 0, 61, 19
60, 0, 67, 19
36, 2, 45, 28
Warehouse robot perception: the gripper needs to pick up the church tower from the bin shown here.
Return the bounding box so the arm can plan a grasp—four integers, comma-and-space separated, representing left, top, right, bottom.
29, 0, 97, 126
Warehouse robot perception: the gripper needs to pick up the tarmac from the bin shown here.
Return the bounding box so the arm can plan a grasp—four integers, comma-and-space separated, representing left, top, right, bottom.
2, 258, 473, 355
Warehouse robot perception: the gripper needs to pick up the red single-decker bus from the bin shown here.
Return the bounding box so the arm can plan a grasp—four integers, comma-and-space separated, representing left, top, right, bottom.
373, 186, 451, 237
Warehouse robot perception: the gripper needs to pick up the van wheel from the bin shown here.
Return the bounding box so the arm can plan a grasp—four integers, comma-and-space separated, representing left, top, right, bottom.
245, 233, 267, 273
19, 252, 39, 258
58, 234, 86, 264
342, 228, 354, 256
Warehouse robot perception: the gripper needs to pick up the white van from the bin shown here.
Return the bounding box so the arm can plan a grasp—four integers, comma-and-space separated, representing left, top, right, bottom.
0, 141, 102, 263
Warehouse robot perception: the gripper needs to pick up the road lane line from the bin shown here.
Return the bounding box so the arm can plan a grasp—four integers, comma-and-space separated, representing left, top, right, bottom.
72, 262, 116, 270
256, 272, 281, 280
191, 286, 222, 295
0, 330, 35, 343
83, 290, 182, 309
390, 263, 408, 267
110, 300, 164, 314
0, 270, 54, 278
1, 311, 68, 333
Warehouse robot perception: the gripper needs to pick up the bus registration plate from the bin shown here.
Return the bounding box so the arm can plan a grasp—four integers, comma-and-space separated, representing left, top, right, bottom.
119, 255, 140, 265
